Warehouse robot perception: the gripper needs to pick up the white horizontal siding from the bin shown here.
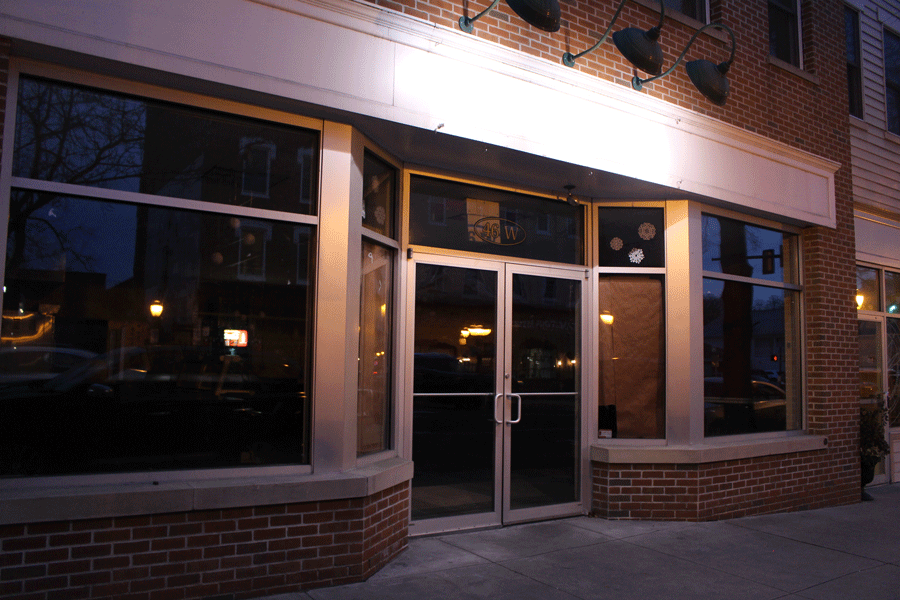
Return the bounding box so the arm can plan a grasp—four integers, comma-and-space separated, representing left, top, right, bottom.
850, 1, 900, 216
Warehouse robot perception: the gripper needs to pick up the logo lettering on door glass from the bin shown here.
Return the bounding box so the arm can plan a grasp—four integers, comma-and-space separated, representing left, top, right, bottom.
472, 217, 527, 246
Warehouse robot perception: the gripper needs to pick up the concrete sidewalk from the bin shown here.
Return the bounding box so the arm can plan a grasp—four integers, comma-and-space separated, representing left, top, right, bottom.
257, 485, 900, 600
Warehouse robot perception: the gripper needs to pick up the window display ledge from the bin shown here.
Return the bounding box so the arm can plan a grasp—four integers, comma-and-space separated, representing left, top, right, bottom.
0, 457, 413, 526
591, 435, 827, 465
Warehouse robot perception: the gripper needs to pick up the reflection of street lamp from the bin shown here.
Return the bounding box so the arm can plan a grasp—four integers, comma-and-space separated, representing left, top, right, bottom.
149, 300, 164, 318
600, 313, 614, 325
856, 293, 865, 310
466, 325, 492, 336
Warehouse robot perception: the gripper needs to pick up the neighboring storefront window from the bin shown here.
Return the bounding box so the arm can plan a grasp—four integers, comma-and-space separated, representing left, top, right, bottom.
857, 266, 900, 428
857, 266, 881, 311
702, 215, 801, 436
358, 152, 397, 455
2, 77, 318, 476
409, 176, 584, 265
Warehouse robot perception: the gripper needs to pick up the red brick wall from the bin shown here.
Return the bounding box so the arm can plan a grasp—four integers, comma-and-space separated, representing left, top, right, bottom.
593, 451, 857, 521
0, 482, 409, 600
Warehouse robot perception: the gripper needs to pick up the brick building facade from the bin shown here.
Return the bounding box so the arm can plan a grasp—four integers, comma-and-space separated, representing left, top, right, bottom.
0, 0, 881, 598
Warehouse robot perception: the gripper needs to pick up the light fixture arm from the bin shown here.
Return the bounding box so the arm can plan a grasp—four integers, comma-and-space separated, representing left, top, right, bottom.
459, 0, 501, 33
562, 0, 664, 67
631, 22, 735, 90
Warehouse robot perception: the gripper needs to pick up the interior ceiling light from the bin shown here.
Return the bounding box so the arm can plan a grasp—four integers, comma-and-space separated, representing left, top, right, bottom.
632, 22, 736, 106
459, 0, 561, 33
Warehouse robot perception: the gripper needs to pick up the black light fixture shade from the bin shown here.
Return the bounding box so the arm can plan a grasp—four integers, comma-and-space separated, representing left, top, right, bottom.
505, 0, 561, 32
561, 0, 665, 69
631, 22, 736, 106
685, 59, 730, 106
612, 26, 664, 75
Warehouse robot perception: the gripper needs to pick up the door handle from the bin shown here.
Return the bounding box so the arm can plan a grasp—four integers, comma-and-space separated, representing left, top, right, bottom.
508, 394, 522, 424
493, 393, 504, 424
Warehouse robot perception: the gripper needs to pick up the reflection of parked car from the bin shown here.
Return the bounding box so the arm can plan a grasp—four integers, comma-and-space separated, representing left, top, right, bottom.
0, 346, 96, 386
704, 377, 786, 436
0, 346, 307, 477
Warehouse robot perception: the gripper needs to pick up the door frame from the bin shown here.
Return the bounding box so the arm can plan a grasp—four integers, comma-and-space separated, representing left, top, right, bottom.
405, 251, 591, 536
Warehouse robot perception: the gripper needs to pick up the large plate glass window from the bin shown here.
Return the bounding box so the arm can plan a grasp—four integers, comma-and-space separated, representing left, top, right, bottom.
702, 215, 801, 436
2, 76, 318, 477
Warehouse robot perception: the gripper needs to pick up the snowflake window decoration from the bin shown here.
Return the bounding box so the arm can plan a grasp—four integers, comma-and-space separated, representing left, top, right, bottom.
628, 248, 645, 264
610, 237, 624, 251
374, 206, 387, 226
638, 222, 656, 240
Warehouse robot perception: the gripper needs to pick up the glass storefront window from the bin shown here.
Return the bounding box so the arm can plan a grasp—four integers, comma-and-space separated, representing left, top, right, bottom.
597, 208, 664, 268
702, 214, 800, 437
857, 266, 881, 311
409, 176, 584, 265
889, 318, 900, 427
598, 275, 665, 438
2, 193, 314, 476
14, 76, 319, 215
859, 320, 884, 401
854, 266, 900, 428
703, 279, 801, 435
358, 241, 393, 455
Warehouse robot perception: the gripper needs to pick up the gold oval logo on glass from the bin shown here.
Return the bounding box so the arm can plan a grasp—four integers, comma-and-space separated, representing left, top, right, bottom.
473, 218, 527, 246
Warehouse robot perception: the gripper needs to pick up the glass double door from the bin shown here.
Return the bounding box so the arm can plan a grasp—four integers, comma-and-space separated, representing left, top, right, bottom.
410, 256, 583, 534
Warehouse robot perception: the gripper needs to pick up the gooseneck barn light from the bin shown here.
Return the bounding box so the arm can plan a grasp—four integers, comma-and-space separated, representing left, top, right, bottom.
459, 0, 561, 33
631, 22, 736, 106
562, 0, 666, 75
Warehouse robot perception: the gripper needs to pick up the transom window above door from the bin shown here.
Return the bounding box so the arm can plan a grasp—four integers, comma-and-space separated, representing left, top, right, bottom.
408, 176, 584, 265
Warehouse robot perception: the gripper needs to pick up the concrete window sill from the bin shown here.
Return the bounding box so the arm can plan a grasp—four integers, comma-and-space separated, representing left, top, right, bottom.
591, 434, 828, 464
0, 457, 413, 525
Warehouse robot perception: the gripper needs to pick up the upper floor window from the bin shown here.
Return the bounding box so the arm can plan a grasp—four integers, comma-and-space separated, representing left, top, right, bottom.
885, 28, 900, 135
769, 0, 801, 67
846, 5, 863, 118
663, 0, 708, 23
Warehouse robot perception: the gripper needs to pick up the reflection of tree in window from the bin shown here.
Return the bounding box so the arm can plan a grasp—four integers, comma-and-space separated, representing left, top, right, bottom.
10, 78, 146, 276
